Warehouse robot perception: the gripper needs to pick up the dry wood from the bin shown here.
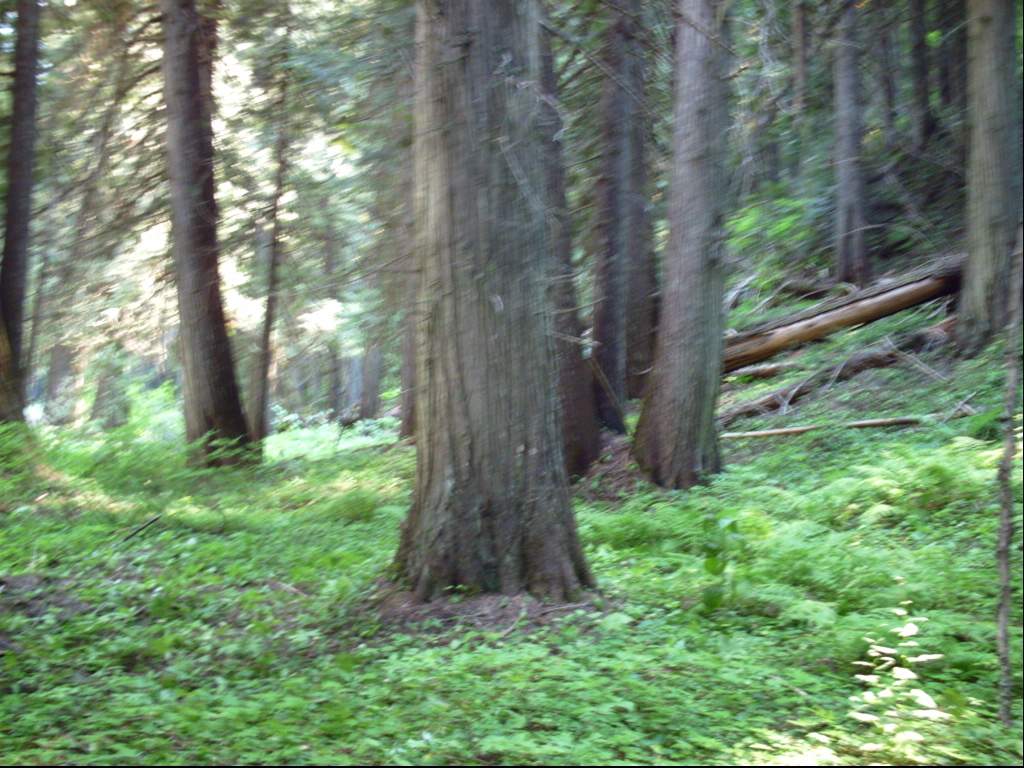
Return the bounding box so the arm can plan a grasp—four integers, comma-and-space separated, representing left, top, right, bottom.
727, 362, 796, 380
718, 319, 953, 427
723, 256, 962, 372
723, 417, 925, 440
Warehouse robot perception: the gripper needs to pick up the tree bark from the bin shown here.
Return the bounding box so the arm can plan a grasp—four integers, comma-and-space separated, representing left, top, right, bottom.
397, 0, 593, 602
160, 0, 250, 463
938, 0, 967, 112
957, 0, 1022, 353
876, 8, 898, 149
995, 223, 1022, 726
359, 344, 381, 420
591, 0, 639, 432
910, 0, 937, 149
250, 65, 290, 444
0, 0, 41, 423
540, 24, 600, 477
633, 0, 728, 490
624, 7, 657, 401
833, 3, 871, 286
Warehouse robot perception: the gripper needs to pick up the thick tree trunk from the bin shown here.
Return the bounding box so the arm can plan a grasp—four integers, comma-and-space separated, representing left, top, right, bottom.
540, 25, 600, 477
910, 0, 937, 149
160, 0, 250, 463
397, 0, 593, 602
633, 0, 728, 490
250, 71, 290, 444
957, 0, 1022, 353
0, 0, 41, 423
834, 4, 871, 286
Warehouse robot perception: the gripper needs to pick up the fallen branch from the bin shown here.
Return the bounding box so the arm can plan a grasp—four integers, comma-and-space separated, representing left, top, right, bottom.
722, 417, 925, 440
723, 256, 962, 372
718, 319, 953, 427
726, 362, 796, 380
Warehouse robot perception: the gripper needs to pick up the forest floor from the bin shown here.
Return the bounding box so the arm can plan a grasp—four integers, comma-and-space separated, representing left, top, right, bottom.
1, 304, 1022, 765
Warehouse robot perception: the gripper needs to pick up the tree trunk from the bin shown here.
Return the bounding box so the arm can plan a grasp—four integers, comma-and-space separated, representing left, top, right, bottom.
250, 67, 290, 444
910, 0, 937, 149
323, 222, 344, 422
398, 142, 418, 438
359, 344, 381, 420
396, 0, 593, 602
938, 0, 967, 111
43, 343, 77, 425
624, 21, 657, 401
957, 0, 1022, 353
633, 0, 728, 490
540, 24, 600, 477
591, 0, 639, 432
876, 9, 899, 149
834, 4, 871, 286
0, 0, 41, 423
160, 0, 250, 463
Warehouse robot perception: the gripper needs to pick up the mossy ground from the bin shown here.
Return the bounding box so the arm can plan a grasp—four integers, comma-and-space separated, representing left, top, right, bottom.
1, 309, 1021, 765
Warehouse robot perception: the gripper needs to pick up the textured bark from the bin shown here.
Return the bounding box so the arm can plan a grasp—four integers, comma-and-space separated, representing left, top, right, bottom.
833, 4, 871, 286
540, 25, 600, 477
43, 343, 76, 425
910, 0, 937, 149
161, 0, 250, 463
633, 0, 728, 490
792, 1, 808, 118
323, 224, 344, 422
957, 0, 1022, 353
623, 9, 656, 401
591, 0, 639, 432
250, 67, 290, 444
397, 0, 592, 601
398, 142, 418, 438
0, 0, 41, 423
90, 346, 129, 430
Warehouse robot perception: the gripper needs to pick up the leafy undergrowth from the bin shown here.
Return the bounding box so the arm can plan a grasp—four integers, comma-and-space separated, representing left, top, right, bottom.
1, 328, 1022, 765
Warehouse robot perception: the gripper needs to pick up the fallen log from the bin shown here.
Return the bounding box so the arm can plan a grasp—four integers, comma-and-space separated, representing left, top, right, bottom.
718, 319, 953, 427
726, 362, 797, 380
723, 255, 963, 372
722, 417, 925, 440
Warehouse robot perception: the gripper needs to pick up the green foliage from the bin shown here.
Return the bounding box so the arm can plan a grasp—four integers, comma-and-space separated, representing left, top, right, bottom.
1, 331, 1021, 765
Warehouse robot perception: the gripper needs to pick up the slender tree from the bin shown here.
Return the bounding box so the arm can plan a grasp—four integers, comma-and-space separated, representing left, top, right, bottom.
249, 33, 291, 444
160, 0, 251, 462
540, 23, 601, 477
0, 0, 42, 423
833, 2, 871, 286
396, 0, 593, 601
591, 0, 641, 432
633, 0, 728, 489
910, 0, 937, 149
958, 0, 1022, 353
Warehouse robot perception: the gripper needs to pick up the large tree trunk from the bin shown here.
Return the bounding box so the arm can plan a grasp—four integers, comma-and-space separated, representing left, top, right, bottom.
833, 3, 871, 286
0, 0, 41, 423
396, 0, 593, 602
910, 0, 937, 149
591, 0, 641, 432
957, 0, 1022, 353
633, 0, 728, 490
160, 0, 250, 463
249, 67, 290, 444
540, 24, 600, 477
